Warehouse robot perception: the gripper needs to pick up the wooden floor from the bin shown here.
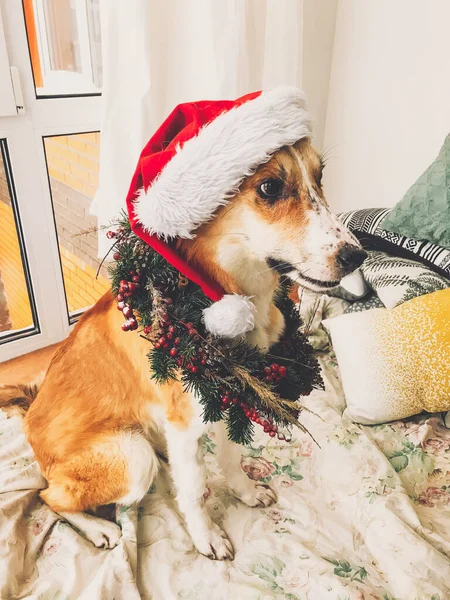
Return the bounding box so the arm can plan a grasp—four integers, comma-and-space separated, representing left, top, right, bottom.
0, 343, 61, 385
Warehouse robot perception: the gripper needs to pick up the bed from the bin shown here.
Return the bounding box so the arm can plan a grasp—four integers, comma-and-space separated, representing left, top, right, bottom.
1, 291, 450, 600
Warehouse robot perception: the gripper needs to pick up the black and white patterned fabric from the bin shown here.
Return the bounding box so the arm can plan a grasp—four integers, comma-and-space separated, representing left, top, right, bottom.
339, 208, 450, 278
343, 292, 385, 314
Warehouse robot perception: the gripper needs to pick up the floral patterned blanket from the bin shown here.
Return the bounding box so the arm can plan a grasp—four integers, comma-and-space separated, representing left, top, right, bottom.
1, 293, 450, 600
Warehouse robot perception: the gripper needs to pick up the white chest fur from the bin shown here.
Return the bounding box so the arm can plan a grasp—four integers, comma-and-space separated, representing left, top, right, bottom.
216, 237, 281, 351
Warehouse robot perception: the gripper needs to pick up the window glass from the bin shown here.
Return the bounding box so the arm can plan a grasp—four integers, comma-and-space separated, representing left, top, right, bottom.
44, 132, 109, 319
24, 0, 102, 97
0, 140, 38, 341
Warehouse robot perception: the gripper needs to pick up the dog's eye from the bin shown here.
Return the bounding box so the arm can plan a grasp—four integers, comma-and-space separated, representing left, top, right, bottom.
258, 179, 283, 201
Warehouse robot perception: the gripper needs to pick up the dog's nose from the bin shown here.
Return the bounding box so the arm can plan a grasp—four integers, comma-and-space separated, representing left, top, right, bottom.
337, 244, 367, 272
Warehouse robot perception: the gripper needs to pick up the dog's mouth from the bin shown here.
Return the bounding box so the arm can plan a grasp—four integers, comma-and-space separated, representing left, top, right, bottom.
266, 257, 341, 290
295, 272, 341, 289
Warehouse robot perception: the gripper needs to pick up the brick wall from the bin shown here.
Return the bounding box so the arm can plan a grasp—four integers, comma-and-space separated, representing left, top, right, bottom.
0, 154, 32, 332
0, 153, 11, 207
0, 270, 12, 333
0, 201, 33, 331
51, 178, 107, 276
51, 178, 109, 313
45, 133, 110, 313
44, 133, 100, 199
0, 154, 12, 330
60, 247, 109, 313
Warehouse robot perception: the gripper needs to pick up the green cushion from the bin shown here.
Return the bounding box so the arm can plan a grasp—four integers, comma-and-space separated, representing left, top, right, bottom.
383, 133, 450, 249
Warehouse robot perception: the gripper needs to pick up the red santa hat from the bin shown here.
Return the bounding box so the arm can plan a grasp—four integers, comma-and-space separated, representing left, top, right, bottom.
126, 86, 311, 338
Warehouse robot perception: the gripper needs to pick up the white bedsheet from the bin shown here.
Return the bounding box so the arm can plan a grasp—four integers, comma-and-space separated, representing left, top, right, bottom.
1, 294, 450, 600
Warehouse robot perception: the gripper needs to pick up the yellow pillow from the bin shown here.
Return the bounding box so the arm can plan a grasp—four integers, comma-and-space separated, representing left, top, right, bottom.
323, 288, 450, 424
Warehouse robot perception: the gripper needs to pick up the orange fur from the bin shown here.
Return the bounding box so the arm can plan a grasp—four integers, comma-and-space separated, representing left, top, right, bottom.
24, 292, 175, 510
40, 439, 130, 512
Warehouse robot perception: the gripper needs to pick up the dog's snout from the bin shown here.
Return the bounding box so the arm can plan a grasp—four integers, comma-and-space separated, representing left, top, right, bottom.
337, 244, 367, 272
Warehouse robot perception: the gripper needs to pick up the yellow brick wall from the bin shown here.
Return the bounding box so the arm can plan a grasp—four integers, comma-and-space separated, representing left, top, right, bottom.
45, 132, 109, 313
60, 246, 109, 313
0, 201, 33, 330
45, 132, 100, 199
0, 151, 9, 206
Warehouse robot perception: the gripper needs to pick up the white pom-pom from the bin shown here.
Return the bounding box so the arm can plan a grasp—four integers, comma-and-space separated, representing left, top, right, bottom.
203, 295, 256, 338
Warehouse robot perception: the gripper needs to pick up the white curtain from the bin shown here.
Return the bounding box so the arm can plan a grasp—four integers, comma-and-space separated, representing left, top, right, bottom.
92, 0, 304, 253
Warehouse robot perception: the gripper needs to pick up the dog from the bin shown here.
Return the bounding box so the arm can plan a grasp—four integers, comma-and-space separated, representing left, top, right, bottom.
5, 137, 365, 560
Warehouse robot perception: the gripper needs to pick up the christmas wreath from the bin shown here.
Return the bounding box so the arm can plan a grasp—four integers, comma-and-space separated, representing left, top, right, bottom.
107, 216, 323, 446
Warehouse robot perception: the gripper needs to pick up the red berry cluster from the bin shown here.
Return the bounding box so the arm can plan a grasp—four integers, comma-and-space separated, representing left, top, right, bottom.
264, 363, 287, 383
154, 320, 178, 349
106, 230, 116, 239
149, 310, 208, 374
219, 390, 240, 410
219, 390, 289, 441
152, 303, 172, 347
117, 271, 141, 331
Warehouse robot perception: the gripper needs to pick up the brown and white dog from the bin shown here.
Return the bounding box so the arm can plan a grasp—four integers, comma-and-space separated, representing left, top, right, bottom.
10, 136, 366, 560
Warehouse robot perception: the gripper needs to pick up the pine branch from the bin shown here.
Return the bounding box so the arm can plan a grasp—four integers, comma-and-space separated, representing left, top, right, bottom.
233, 365, 320, 446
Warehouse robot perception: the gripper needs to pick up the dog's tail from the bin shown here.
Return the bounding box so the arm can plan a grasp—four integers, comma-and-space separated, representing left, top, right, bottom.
0, 373, 44, 416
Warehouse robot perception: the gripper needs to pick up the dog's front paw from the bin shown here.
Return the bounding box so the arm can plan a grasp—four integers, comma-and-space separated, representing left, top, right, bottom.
233, 482, 277, 508
193, 522, 234, 561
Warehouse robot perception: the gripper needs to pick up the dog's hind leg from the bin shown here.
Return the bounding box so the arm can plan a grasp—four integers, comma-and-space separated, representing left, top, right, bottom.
57, 511, 122, 548
41, 431, 159, 548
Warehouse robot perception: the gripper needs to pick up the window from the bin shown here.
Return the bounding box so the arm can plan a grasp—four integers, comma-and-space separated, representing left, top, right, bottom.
0, 140, 38, 343
24, 0, 102, 97
0, 1, 102, 361
44, 132, 109, 321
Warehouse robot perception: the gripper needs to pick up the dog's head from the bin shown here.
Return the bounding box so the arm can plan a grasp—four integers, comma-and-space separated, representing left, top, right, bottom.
179, 138, 366, 294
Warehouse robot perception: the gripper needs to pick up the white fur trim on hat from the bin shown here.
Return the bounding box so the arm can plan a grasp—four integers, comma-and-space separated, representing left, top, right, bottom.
203, 295, 256, 338
135, 87, 311, 239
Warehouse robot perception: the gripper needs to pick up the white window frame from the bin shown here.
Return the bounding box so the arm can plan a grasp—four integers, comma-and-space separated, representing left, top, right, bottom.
0, 0, 101, 362
0, 6, 16, 116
